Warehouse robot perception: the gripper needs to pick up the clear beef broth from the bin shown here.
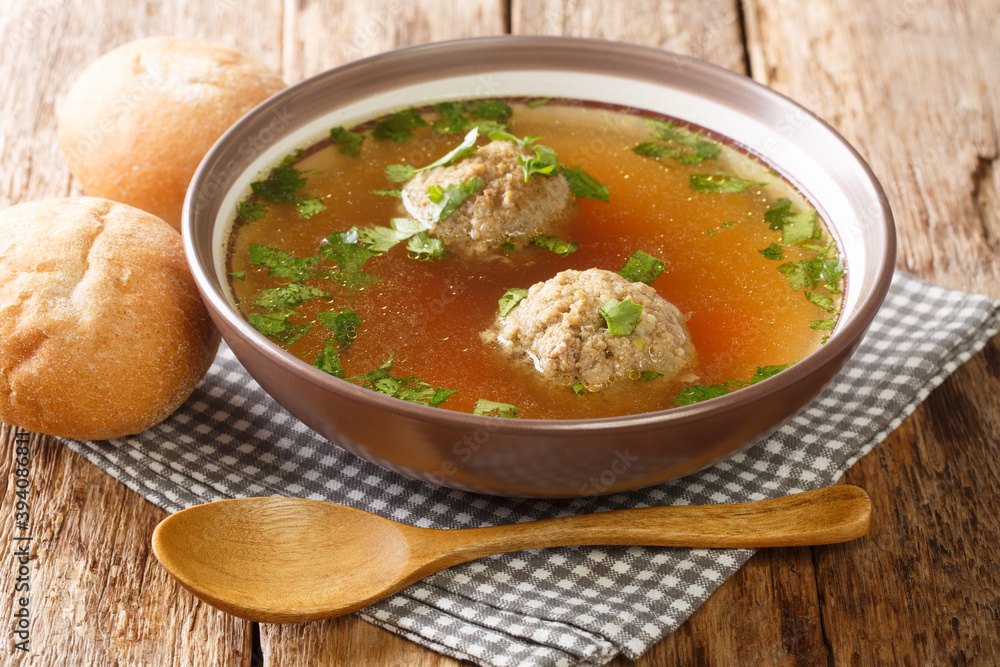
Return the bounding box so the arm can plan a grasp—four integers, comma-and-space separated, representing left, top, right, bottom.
227, 101, 842, 419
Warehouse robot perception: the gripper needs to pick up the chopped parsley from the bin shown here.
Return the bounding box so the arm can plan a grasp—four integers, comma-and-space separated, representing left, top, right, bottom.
371, 188, 402, 198
251, 283, 330, 310
473, 399, 520, 418
426, 176, 483, 222
764, 198, 819, 246
637, 370, 664, 381
349, 356, 458, 407
618, 250, 666, 285
530, 235, 578, 257
518, 144, 560, 181
373, 107, 428, 143
248, 244, 319, 281
313, 339, 345, 378
319, 229, 381, 290
433, 100, 512, 134
560, 165, 610, 202
229, 271, 246, 280
248, 311, 313, 345
317, 308, 362, 351
385, 128, 480, 182
406, 232, 446, 259
600, 298, 644, 335
674, 383, 735, 406
689, 173, 766, 194
804, 291, 837, 313
777, 252, 844, 293
525, 98, 551, 108
329, 126, 365, 157
810, 319, 836, 330
497, 288, 529, 317
758, 243, 785, 260
749, 364, 793, 384
245, 161, 326, 220
633, 118, 721, 165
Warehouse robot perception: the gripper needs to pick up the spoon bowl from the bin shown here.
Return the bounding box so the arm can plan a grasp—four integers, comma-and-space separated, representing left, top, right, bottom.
152, 485, 871, 623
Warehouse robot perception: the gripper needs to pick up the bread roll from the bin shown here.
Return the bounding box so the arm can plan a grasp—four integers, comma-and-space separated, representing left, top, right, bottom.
0, 197, 220, 440
57, 37, 285, 231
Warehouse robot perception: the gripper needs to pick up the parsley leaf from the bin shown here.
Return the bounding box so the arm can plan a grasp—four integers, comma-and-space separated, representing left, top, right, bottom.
238, 200, 268, 221
319, 229, 381, 290
488, 130, 539, 147
810, 319, 836, 330
530, 235, 578, 257
473, 399, 520, 418
248, 311, 313, 345
433, 100, 512, 134
329, 126, 365, 157
689, 173, 765, 194
385, 128, 480, 182
248, 244, 319, 281
758, 243, 785, 260
229, 271, 245, 280
600, 298, 644, 335
371, 188, 402, 198
425, 176, 483, 222
749, 364, 793, 384
295, 198, 327, 219
358, 225, 414, 253
251, 283, 330, 311
637, 370, 664, 381
778, 255, 844, 292
349, 356, 458, 407
250, 164, 307, 204
313, 339, 345, 378
635, 119, 721, 165
618, 250, 666, 285
498, 288, 529, 317
764, 198, 819, 245
518, 144, 559, 181
526, 98, 550, 108
373, 108, 428, 143
317, 308, 362, 351
674, 384, 734, 406
406, 232, 446, 260
804, 291, 837, 313
560, 165, 610, 202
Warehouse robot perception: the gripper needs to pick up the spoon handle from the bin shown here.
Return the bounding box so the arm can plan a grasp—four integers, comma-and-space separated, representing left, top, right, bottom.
425, 485, 871, 566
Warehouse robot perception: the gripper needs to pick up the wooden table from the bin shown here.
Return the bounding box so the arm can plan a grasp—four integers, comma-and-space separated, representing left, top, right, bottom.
2, 0, 998, 664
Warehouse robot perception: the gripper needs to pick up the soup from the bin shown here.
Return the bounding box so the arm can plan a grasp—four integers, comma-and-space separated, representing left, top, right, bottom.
226, 100, 843, 419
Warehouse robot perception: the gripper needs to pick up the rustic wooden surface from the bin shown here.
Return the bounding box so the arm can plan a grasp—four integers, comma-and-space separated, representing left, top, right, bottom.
1, 0, 998, 664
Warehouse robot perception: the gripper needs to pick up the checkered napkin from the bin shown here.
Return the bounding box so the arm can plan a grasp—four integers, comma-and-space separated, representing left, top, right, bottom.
64, 271, 999, 667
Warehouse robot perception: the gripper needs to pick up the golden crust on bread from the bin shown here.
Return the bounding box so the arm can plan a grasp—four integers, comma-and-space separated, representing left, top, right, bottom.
0, 197, 220, 440
57, 37, 285, 230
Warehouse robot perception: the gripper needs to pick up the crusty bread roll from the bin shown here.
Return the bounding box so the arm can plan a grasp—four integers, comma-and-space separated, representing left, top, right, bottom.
0, 197, 220, 440
57, 37, 285, 231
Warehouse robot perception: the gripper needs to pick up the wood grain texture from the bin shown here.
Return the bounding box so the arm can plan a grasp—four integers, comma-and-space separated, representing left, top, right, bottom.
0, 0, 997, 665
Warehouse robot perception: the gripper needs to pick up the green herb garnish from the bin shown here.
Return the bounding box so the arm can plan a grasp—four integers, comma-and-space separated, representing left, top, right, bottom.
637, 371, 664, 381
497, 288, 529, 317
373, 108, 428, 143
758, 243, 785, 260
319, 229, 381, 290
600, 298, 644, 335
246, 162, 326, 220
560, 165, 610, 202
689, 173, 765, 194
530, 235, 578, 257
433, 100, 512, 134
349, 355, 458, 407
248, 311, 313, 345
810, 319, 836, 330
764, 198, 819, 246
317, 308, 362, 351
526, 98, 551, 108
229, 271, 246, 280
371, 189, 402, 198
426, 176, 483, 222
518, 144, 560, 181
329, 126, 365, 157
251, 283, 330, 311
804, 291, 837, 313
237, 200, 268, 222
406, 232, 446, 259
674, 384, 736, 406
248, 244, 319, 281
617, 250, 666, 285
385, 128, 480, 182
313, 339, 345, 378
633, 119, 720, 165
473, 399, 520, 418
749, 364, 793, 384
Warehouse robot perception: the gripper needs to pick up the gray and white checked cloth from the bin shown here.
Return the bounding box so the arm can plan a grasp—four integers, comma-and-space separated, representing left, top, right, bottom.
65, 271, 1000, 667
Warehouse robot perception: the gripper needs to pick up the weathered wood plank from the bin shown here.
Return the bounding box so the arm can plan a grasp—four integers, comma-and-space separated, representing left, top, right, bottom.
0, 426, 251, 665
742, 0, 1000, 298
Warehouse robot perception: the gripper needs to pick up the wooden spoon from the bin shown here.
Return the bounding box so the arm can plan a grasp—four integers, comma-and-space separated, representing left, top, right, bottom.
151, 485, 870, 623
